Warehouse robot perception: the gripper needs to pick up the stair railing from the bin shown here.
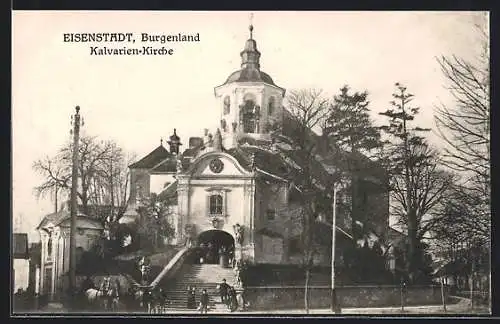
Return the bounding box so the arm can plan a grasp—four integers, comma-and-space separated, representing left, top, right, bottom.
149, 247, 192, 289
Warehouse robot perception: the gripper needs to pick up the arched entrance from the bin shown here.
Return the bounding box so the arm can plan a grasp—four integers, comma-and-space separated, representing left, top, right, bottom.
194, 230, 235, 265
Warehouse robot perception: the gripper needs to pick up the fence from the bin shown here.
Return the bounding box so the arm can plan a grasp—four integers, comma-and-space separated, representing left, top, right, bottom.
454, 290, 490, 306
244, 285, 450, 310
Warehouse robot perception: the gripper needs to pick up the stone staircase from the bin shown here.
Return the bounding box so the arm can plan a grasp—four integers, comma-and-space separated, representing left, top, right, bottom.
161, 263, 238, 312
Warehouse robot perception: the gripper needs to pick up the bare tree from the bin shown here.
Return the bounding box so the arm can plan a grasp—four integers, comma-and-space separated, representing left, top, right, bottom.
431, 184, 490, 246
33, 135, 130, 224
389, 143, 456, 243
283, 88, 330, 136
434, 27, 490, 251
272, 88, 333, 313
434, 53, 489, 188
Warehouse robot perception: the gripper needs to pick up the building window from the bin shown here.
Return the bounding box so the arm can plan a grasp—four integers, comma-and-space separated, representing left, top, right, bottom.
209, 194, 223, 215
46, 235, 52, 261
266, 209, 276, 221
268, 96, 275, 115
223, 96, 231, 115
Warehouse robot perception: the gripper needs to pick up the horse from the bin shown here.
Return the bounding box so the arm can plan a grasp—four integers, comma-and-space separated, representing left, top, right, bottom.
84, 288, 104, 310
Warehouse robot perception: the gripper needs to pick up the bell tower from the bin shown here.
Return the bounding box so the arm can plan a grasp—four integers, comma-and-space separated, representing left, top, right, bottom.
214, 18, 286, 149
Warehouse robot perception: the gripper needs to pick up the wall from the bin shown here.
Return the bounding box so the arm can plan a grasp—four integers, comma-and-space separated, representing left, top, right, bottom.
180, 153, 253, 240
357, 179, 389, 237
150, 174, 176, 195
244, 285, 449, 310
129, 168, 150, 203
365, 190, 389, 237
260, 236, 284, 264
215, 82, 284, 149
13, 259, 30, 292
254, 179, 289, 264
187, 183, 247, 236
39, 226, 103, 299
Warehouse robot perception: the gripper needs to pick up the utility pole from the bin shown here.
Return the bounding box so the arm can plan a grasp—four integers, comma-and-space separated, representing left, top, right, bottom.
69, 106, 83, 301
331, 183, 340, 314
54, 183, 58, 213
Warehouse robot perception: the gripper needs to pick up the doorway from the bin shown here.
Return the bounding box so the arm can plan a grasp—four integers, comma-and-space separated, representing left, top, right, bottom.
195, 230, 235, 265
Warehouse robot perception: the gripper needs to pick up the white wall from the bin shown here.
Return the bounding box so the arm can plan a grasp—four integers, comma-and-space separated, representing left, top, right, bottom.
150, 174, 176, 194
13, 259, 30, 292
188, 183, 246, 235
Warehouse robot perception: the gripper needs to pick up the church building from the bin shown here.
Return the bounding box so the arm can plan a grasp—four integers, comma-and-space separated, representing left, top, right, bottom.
120, 24, 390, 267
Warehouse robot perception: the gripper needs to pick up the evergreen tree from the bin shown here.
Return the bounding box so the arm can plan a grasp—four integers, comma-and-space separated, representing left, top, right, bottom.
378, 83, 433, 283
324, 85, 382, 241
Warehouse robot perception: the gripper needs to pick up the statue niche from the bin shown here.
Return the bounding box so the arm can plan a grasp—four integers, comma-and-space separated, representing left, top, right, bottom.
223, 96, 231, 115
233, 223, 244, 245
221, 119, 227, 132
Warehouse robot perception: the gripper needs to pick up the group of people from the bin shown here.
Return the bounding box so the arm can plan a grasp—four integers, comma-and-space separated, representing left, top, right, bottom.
196, 243, 235, 266
186, 278, 243, 313
81, 275, 121, 311
186, 287, 210, 313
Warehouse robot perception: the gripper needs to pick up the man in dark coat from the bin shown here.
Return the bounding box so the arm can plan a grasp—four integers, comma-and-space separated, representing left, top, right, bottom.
187, 286, 196, 309
218, 279, 230, 303
199, 289, 209, 314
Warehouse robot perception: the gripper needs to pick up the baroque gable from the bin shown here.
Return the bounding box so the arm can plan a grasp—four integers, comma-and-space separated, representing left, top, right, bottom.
185, 152, 253, 179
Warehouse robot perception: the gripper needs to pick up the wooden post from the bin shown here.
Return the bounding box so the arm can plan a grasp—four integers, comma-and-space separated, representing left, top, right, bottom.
69, 106, 82, 302
400, 280, 405, 312
470, 258, 475, 310
331, 184, 340, 314
441, 277, 447, 312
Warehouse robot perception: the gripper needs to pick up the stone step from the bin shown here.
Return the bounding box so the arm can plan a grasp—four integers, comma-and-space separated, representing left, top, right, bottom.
161, 263, 241, 312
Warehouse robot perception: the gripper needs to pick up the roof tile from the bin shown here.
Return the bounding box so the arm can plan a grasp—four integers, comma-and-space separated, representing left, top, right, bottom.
129, 145, 172, 169
13, 233, 29, 259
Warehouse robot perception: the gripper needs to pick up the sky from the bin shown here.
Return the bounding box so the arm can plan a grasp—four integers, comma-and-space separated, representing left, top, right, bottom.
12, 11, 488, 242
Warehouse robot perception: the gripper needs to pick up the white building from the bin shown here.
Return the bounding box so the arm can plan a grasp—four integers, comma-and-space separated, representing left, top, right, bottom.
120, 24, 389, 266
13, 233, 30, 293
37, 203, 103, 300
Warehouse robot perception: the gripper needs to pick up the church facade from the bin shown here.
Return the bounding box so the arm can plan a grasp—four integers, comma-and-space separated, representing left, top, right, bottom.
120, 25, 390, 267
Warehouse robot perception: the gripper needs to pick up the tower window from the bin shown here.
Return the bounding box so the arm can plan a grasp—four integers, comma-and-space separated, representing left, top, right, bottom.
209, 194, 223, 215
241, 99, 260, 133
268, 96, 275, 115
223, 96, 231, 115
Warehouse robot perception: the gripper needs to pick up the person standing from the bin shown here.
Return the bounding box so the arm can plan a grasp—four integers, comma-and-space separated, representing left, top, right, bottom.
228, 248, 234, 268
187, 286, 196, 309
218, 279, 230, 304
99, 276, 113, 311
199, 289, 209, 314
